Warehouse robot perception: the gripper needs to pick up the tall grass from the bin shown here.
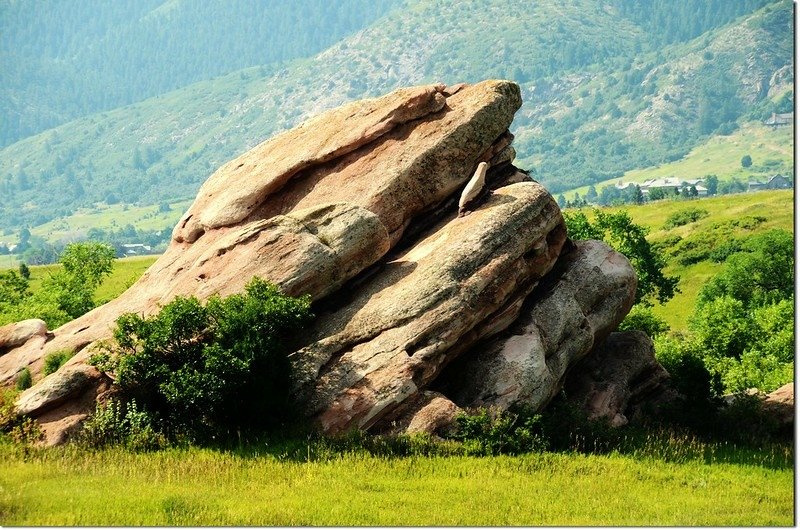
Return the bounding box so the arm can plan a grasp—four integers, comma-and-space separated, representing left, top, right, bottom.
0, 436, 792, 526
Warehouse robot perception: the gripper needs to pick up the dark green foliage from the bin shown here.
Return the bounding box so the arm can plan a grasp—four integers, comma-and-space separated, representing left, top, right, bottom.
741, 154, 752, 167
618, 304, 670, 338
17, 263, 30, 279
90, 277, 312, 441
42, 350, 75, 376
15, 368, 32, 391
564, 210, 678, 305
662, 207, 709, 229
655, 335, 718, 401
449, 407, 547, 455
698, 229, 793, 307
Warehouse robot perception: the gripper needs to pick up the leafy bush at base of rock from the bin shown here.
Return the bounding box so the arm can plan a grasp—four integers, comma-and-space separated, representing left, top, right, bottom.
89, 277, 312, 442
43, 350, 76, 376
449, 407, 547, 455
78, 399, 166, 451
15, 368, 32, 391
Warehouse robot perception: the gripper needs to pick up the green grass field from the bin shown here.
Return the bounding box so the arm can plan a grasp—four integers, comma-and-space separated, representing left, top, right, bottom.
563, 121, 794, 198
0, 443, 792, 526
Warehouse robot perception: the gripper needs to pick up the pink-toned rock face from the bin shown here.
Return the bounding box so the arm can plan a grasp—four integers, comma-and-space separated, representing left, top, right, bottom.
0, 80, 521, 387
292, 181, 565, 434
2, 79, 645, 445
2, 80, 532, 444
0, 319, 47, 353
436, 240, 637, 414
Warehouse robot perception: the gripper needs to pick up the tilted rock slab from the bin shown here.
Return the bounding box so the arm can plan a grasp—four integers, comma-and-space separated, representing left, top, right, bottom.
291, 182, 565, 434
0, 80, 526, 442
436, 240, 637, 413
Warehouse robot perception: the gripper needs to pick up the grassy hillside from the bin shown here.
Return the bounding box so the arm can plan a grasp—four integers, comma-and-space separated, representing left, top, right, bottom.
0, 443, 792, 525
568, 189, 794, 330
29, 200, 191, 244
0, 0, 790, 234
563, 120, 794, 198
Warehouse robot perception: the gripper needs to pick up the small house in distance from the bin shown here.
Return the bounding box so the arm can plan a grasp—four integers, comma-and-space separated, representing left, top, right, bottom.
749, 174, 793, 191
635, 177, 708, 197
764, 112, 793, 127
119, 243, 152, 256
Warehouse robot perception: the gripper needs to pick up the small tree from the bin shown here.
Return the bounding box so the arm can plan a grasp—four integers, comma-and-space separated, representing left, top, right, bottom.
44, 242, 116, 319
563, 210, 678, 305
740, 154, 752, 168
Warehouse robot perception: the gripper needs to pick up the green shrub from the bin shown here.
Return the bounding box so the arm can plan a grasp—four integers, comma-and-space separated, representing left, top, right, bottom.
662, 207, 708, 230
449, 407, 547, 455
78, 398, 165, 451
43, 350, 75, 376
15, 368, 32, 391
618, 304, 670, 338
654, 334, 718, 400
90, 277, 312, 442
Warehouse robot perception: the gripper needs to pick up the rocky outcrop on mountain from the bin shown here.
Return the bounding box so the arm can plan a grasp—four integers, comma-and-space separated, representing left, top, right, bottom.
564, 331, 678, 427
0, 80, 655, 444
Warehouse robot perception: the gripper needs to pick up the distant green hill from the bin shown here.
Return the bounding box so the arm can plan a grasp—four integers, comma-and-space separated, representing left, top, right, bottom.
0, 0, 791, 235
562, 120, 794, 199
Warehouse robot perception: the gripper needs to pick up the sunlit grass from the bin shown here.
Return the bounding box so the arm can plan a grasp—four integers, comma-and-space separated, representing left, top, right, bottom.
0, 439, 792, 526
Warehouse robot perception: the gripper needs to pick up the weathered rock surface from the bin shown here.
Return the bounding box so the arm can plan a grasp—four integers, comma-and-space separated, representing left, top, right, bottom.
0, 80, 521, 389
763, 383, 794, 425
374, 391, 462, 437
435, 240, 636, 414
291, 182, 565, 434
564, 331, 677, 427
1, 80, 642, 445
0, 319, 47, 354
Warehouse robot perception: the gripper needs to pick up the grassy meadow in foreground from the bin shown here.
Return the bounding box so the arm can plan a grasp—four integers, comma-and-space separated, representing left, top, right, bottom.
0, 442, 792, 526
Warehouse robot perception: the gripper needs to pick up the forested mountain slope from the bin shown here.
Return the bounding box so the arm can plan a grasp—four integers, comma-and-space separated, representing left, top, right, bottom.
0, 0, 791, 232
0, 0, 401, 147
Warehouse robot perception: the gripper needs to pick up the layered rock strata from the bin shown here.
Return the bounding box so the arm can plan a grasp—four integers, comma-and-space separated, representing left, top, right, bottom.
0, 80, 651, 444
